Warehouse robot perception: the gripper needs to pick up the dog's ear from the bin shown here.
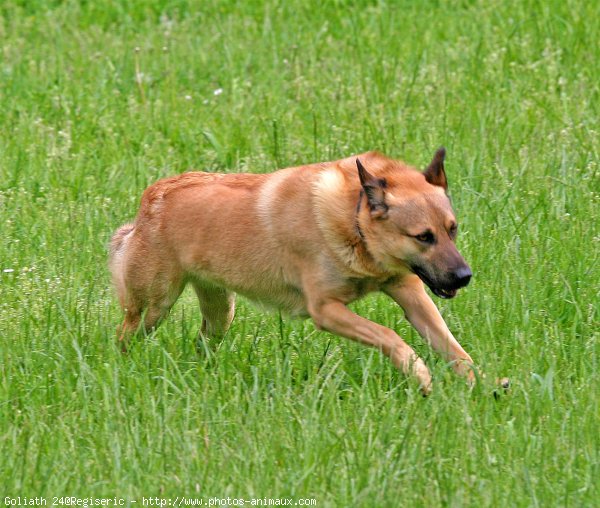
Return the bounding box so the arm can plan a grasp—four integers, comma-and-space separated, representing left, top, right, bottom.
356, 158, 388, 219
423, 147, 448, 190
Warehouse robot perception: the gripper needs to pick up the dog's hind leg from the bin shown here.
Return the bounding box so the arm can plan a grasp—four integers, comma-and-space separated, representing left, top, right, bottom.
116, 276, 185, 351
110, 224, 142, 350
111, 235, 186, 349
143, 277, 186, 332
117, 307, 143, 352
192, 281, 236, 350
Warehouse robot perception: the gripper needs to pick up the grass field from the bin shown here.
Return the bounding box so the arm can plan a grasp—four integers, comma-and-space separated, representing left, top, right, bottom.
1, 0, 598, 505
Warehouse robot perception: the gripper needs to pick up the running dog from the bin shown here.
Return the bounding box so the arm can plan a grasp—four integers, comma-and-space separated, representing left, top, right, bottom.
110, 149, 488, 394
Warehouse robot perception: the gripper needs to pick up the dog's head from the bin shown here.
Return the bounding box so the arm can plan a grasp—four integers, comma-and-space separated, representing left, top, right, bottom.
356, 148, 471, 298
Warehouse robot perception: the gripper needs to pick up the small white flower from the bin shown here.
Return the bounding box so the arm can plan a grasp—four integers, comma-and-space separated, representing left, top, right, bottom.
3, 268, 14, 273
184, 95, 192, 101
213, 88, 223, 96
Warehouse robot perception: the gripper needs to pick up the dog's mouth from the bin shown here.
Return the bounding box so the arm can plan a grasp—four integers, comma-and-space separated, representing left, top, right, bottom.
411, 265, 459, 300
431, 287, 458, 299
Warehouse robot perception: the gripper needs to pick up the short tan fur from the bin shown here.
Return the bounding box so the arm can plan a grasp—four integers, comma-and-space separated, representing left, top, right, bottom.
110, 149, 495, 394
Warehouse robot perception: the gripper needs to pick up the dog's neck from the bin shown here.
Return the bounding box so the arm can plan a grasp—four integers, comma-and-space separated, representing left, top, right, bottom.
312, 168, 387, 278
354, 189, 366, 240
350, 189, 387, 277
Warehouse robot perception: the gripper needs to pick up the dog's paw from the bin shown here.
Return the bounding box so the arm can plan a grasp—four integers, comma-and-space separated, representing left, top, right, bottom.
493, 377, 511, 399
420, 382, 433, 397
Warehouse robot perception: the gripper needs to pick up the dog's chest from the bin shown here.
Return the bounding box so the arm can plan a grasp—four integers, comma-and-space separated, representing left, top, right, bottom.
343, 277, 383, 301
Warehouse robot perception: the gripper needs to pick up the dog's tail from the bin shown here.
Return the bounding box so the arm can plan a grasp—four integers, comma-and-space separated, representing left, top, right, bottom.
109, 223, 135, 307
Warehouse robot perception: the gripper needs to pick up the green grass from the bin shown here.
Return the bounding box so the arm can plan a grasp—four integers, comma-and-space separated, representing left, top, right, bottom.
1, 0, 598, 505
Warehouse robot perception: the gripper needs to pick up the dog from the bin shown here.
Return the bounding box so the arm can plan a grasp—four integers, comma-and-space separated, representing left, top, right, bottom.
110, 148, 486, 395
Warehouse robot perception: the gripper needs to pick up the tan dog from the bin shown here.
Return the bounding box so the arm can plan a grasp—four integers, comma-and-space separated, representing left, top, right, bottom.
110, 149, 481, 394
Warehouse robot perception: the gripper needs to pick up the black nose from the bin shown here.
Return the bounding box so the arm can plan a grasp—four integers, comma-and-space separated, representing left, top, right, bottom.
452, 266, 472, 288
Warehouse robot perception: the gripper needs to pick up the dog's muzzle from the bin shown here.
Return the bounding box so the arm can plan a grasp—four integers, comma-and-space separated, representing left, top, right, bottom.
411, 265, 472, 299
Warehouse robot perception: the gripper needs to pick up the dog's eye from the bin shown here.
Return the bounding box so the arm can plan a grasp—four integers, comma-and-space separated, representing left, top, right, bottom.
414, 231, 435, 244
449, 223, 458, 238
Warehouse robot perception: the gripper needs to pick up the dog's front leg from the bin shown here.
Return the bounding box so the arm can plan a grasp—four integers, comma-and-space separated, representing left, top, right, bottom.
384, 275, 476, 384
307, 299, 432, 395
